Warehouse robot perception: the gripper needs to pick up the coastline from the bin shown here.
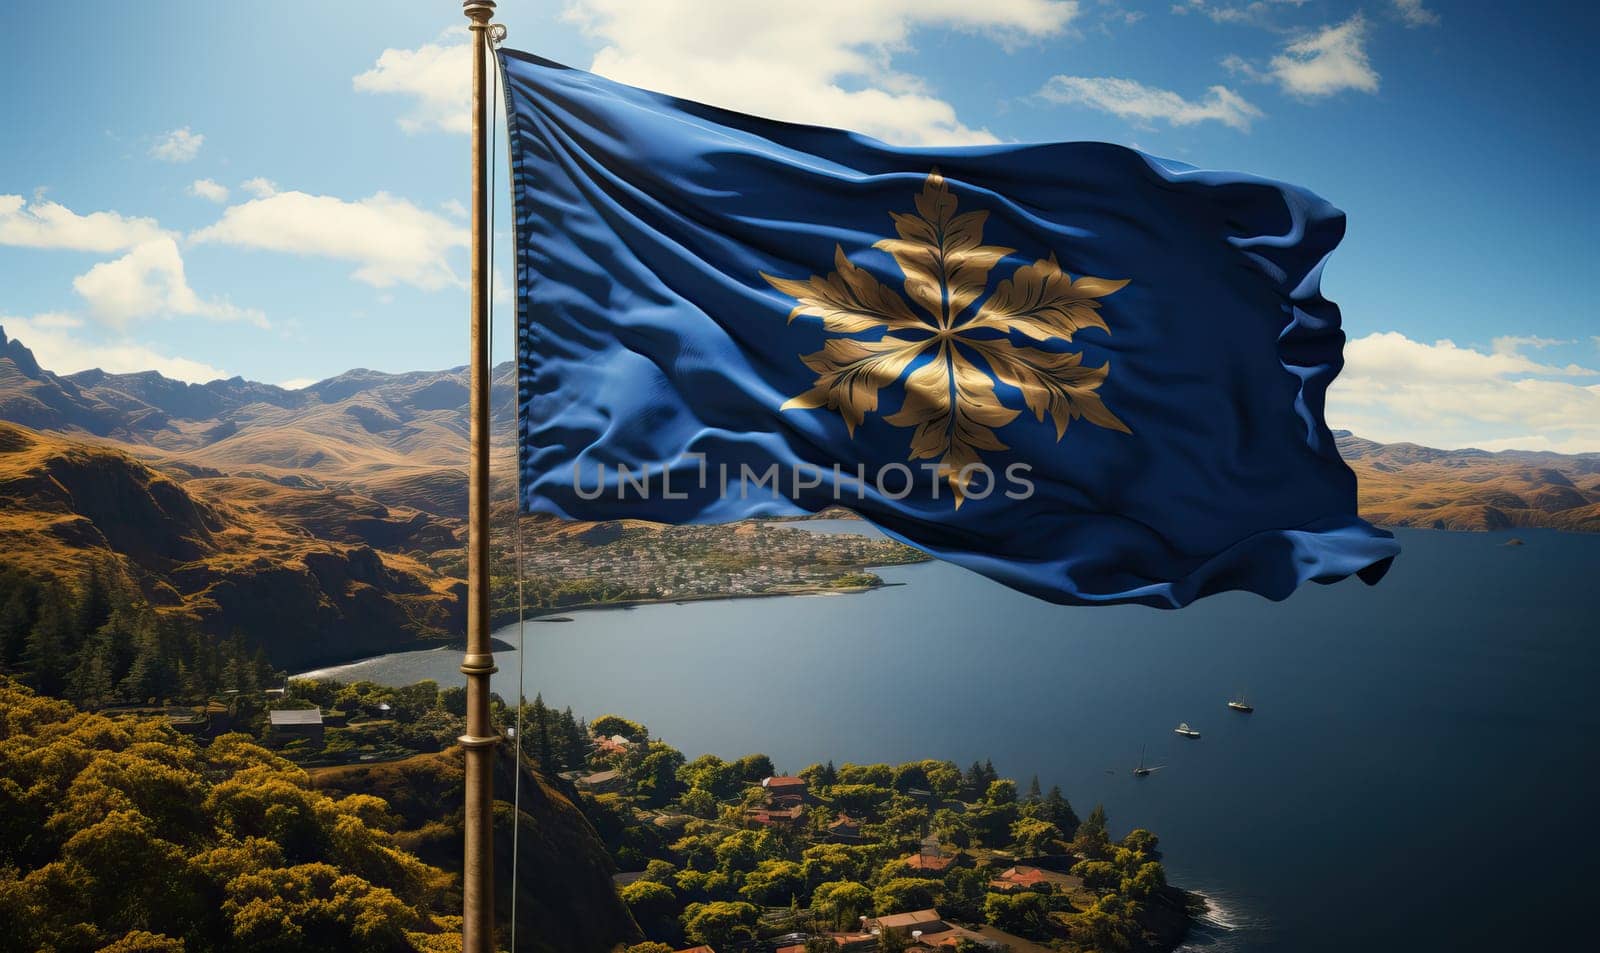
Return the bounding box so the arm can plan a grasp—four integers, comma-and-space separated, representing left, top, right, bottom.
290, 571, 909, 677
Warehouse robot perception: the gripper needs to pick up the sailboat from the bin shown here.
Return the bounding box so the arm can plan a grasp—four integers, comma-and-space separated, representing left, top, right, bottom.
1174, 722, 1201, 738
1134, 745, 1152, 777
1227, 693, 1254, 713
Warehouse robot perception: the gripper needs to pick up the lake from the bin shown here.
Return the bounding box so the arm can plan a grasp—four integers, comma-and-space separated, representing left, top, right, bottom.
296, 523, 1600, 952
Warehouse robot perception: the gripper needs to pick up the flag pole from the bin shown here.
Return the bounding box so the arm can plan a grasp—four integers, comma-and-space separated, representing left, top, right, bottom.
460, 3, 498, 953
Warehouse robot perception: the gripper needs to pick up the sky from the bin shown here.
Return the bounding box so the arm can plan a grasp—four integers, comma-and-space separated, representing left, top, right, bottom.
1, 0, 1597, 452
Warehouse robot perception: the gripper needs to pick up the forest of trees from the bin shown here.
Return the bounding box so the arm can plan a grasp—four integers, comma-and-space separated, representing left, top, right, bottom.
0, 676, 460, 953
0, 564, 276, 710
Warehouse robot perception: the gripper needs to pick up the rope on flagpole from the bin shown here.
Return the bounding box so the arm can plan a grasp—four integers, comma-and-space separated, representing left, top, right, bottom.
494, 46, 532, 953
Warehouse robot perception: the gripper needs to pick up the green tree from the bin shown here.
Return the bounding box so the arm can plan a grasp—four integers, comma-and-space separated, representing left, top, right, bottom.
95, 931, 187, 953
984, 891, 1051, 939
738, 859, 805, 905
1072, 803, 1111, 859
940, 867, 989, 922
71, 565, 114, 651
1042, 785, 1081, 837
837, 763, 892, 787
714, 828, 777, 874
640, 858, 678, 884
1009, 817, 1065, 856
680, 787, 716, 818
984, 779, 1017, 805
923, 761, 962, 800
591, 714, 647, 742
829, 783, 892, 816
1069, 894, 1138, 951
678, 754, 738, 799
23, 582, 74, 697
733, 753, 776, 782
67, 624, 119, 708
811, 880, 872, 929
1122, 860, 1166, 899
932, 808, 972, 849
966, 800, 1019, 847
680, 900, 759, 948
1121, 828, 1159, 857
223, 863, 415, 952
0, 569, 39, 670
1070, 859, 1121, 891
621, 879, 678, 940
872, 877, 941, 915
632, 743, 687, 807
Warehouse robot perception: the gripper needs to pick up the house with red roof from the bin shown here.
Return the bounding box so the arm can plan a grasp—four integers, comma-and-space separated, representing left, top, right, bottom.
762, 775, 809, 804
988, 865, 1054, 893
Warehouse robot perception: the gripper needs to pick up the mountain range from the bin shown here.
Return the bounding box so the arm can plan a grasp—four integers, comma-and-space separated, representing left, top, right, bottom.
2, 322, 1598, 668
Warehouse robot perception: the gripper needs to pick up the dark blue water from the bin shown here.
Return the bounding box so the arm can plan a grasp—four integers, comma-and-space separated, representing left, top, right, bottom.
298, 525, 1600, 952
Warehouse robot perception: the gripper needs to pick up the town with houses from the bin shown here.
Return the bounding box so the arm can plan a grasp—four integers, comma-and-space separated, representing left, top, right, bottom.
478, 516, 927, 611
555, 715, 1193, 953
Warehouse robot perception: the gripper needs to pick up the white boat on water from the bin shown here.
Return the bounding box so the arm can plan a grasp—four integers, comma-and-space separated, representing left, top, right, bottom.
1174, 722, 1201, 738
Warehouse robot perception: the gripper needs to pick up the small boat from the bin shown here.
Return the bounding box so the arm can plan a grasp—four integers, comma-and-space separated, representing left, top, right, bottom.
1227, 694, 1254, 713
1134, 745, 1152, 777
1174, 723, 1201, 738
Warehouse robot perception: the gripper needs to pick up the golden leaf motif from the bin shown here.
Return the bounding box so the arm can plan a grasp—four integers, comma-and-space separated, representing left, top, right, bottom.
761, 170, 1130, 505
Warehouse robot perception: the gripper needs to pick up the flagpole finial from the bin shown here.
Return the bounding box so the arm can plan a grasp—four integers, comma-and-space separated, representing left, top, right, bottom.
463, 1, 495, 27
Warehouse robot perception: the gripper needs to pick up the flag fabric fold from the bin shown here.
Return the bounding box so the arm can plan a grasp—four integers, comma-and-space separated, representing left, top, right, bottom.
497, 49, 1398, 609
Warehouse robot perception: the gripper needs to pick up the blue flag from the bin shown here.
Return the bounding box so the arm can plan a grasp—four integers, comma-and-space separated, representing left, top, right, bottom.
498, 50, 1398, 608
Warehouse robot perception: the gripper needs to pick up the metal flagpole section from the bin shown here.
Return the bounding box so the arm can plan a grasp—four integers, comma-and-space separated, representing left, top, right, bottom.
460, 3, 498, 953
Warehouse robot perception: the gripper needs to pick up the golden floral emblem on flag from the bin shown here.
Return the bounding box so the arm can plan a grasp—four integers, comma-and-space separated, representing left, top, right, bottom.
762, 170, 1131, 505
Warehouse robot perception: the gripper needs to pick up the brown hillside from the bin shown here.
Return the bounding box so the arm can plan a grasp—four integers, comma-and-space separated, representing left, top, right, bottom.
0, 420, 461, 669
1338, 433, 1600, 532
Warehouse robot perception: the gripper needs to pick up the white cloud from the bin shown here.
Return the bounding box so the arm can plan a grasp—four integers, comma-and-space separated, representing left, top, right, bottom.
359, 2, 1081, 146
1170, 0, 1306, 27
1267, 14, 1379, 97
240, 177, 278, 198
570, 0, 1083, 145
1328, 331, 1600, 453
354, 28, 476, 134
149, 127, 204, 163
0, 194, 169, 252
1391, 0, 1439, 28
188, 178, 230, 203
2, 313, 230, 384
71, 238, 267, 328
1039, 75, 1262, 130
1491, 335, 1565, 356
279, 377, 318, 390
191, 190, 466, 291
21, 311, 83, 330
440, 198, 467, 219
